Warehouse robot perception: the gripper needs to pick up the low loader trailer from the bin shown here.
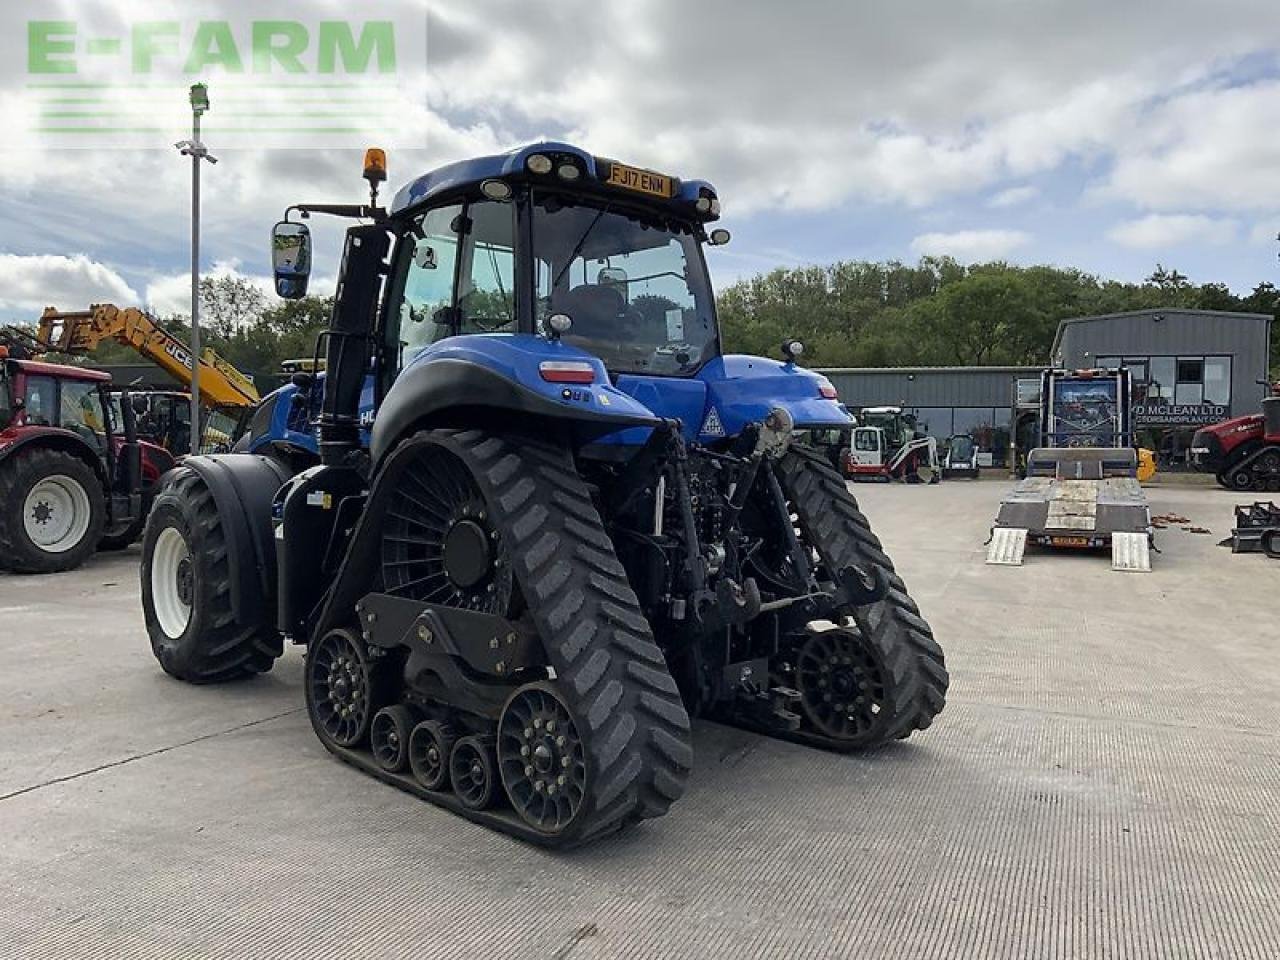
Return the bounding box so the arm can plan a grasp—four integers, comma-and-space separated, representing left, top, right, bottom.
986, 368, 1153, 572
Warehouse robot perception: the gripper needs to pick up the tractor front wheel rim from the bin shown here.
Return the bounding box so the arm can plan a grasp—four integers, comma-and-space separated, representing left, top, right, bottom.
24, 474, 92, 553
151, 526, 193, 639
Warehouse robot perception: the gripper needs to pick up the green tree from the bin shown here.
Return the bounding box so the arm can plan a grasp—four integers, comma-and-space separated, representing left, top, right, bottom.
199, 274, 268, 340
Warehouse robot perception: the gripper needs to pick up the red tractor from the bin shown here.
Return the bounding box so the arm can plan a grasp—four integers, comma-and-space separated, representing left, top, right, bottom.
0, 344, 174, 572
1190, 387, 1280, 491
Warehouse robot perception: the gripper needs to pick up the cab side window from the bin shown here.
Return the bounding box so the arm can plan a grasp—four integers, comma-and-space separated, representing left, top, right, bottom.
458, 201, 515, 334
399, 203, 463, 365
23, 376, 56, 426
391, 199, 516, 375
59, 381, 105, 453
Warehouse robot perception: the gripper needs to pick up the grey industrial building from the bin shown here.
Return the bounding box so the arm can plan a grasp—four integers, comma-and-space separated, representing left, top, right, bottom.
819, 365, 1038, 467
818, 307, 1273, 468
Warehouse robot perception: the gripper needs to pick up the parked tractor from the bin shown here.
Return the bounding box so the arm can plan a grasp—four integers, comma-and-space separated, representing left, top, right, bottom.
1189, 385, 1280, 491
0, 341, 173, 572
140, 144, 947, 846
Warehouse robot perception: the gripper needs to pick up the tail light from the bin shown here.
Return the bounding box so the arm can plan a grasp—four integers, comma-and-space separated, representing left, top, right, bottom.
818, 380, 838, 399
539, 361, 595, 384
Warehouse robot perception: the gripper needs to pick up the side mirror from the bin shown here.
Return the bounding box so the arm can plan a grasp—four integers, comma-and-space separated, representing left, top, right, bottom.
272, 220, 312, 299
131, 394, 149, 414
708, 228, 731, 246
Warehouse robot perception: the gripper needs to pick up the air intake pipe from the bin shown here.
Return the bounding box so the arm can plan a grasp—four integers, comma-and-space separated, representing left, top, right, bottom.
318, 224, 389, 465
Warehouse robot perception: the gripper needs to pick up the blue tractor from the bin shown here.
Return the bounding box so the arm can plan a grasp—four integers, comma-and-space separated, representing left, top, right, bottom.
139, 144, 947, 846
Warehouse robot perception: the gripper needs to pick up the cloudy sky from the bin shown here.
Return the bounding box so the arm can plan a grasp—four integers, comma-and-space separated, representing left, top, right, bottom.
2, 0, 1279, 323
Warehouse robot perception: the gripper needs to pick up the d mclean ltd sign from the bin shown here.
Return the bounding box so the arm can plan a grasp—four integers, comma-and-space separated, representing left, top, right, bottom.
1133, 403, 1228, 427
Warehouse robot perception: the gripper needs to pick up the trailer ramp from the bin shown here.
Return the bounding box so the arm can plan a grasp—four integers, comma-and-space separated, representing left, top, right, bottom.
986, 448, 1152, 571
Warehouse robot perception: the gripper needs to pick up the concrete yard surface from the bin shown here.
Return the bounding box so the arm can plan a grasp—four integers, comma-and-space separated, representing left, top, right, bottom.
1, 480, 1277, 959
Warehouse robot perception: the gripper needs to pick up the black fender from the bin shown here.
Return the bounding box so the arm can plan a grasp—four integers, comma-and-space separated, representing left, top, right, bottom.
369, 358, 658, 466
176, 454, 291, 626
0, 428, 107, 486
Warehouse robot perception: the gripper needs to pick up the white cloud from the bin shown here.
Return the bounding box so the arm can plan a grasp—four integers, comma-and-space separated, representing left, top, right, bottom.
988, 185, 1039, 208
1100, 80, 1280, 213
1248, 222, 1280, 245
0, 254, 138, 314
1106, 214, 1239, 249
427, 0, 1280, 213
144, 260, 275, 317
909, 229, 1031, 261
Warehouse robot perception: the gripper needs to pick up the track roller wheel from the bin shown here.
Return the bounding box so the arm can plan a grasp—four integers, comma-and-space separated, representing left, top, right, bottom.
408, 720, 455, 791
450, 735, 498, 811
498, 683, 588, 836
792, 626, 890, 744
370, 704, 416, 773
306, 628, 381, 749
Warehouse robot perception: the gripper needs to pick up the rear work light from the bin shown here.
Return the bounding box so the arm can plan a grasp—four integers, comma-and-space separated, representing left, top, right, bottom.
540, 361, 595, 384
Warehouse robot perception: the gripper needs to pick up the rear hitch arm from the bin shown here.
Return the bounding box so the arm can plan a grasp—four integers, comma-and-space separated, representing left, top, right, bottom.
763, 461, 813, 586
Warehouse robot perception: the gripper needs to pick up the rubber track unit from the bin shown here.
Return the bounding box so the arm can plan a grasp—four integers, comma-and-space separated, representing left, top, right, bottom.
324, 430, 694, 847
142, 468, 282, 683
777, 444, 949, 747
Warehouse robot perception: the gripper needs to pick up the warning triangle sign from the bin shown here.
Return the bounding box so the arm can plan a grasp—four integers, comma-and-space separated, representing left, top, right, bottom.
700, 407, 726, 437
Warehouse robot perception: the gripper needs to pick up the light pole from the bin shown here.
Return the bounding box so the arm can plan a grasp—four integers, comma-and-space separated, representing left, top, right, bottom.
175, 82, 217, 456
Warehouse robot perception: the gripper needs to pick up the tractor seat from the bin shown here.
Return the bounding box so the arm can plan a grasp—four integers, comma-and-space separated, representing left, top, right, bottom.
554, 284, 628, 339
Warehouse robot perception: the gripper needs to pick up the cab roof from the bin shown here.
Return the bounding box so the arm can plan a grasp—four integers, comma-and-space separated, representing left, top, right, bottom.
7, 358, 110, 382
390, 141, 719, 220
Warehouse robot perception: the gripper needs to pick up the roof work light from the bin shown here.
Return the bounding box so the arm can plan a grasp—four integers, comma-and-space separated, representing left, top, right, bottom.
363, 148, 388, 206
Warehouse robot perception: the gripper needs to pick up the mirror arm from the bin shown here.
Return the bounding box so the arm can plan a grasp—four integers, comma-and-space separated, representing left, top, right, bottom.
287, 203, 387, 223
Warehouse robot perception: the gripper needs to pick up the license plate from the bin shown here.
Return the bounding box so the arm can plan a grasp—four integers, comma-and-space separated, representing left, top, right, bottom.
1050, 536, 1090, 547
605, 162, 673, 198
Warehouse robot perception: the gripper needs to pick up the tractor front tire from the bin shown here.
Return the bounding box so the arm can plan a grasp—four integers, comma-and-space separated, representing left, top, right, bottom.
0, 448, 105, 574
140, 467, 282, 683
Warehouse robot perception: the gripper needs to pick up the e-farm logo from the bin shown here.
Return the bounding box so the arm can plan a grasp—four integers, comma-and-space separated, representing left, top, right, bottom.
22, 11, 427, 149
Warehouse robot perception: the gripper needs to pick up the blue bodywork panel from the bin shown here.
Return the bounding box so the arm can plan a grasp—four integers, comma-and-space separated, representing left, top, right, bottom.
612, 355, 852, 444
697, 355, 853, 436
247, 341, 849, 456
245, 376, 374, 456
403, 333, 656, 425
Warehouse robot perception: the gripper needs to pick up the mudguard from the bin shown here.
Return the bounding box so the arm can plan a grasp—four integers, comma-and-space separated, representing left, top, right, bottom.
0, 427, 108, 484
177, 454, 291, 625
370, 357, 659, 464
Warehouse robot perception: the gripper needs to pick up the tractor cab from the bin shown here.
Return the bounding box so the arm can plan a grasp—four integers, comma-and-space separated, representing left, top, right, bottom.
269, 143, 842, 454
849, 425, 886, 470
